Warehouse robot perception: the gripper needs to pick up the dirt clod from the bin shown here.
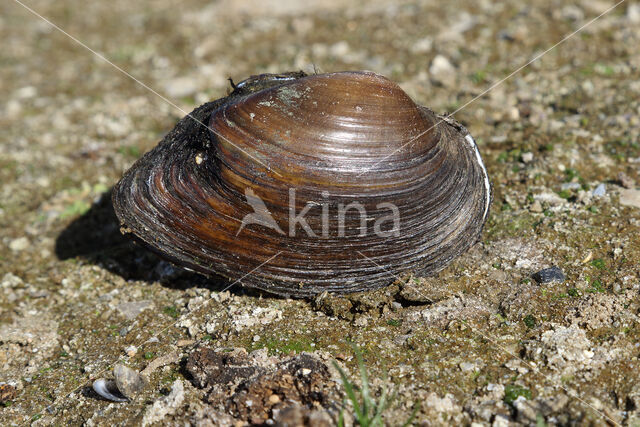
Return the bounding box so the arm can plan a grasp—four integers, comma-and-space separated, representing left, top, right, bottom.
0, 384, 17, 404
186, 347, 339, 424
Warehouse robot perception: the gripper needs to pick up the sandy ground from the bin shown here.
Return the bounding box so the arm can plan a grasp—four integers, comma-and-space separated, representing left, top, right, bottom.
1, 0, 640, 425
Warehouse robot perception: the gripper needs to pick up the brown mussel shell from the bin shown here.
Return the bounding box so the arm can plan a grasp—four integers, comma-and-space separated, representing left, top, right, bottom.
112, 71, 491, 297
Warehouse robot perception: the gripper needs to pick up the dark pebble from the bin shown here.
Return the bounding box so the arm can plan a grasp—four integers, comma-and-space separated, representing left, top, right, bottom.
532, 266, 565, 284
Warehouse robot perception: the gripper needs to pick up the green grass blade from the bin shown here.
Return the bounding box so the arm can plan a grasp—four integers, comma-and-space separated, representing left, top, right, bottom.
332, 360, 364, 421
333, 343, 418, 427
337, 400, 346, 427
351, 342, 372, 417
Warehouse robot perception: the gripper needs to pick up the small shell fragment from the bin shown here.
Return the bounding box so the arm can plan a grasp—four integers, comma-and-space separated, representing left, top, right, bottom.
92, 378, 128, 402
92, 364, 148, 402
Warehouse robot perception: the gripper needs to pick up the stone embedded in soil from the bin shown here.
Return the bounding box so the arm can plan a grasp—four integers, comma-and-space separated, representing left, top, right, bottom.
116, 300, 154, 320
1, 272, 23, 288
628, 3, 640, 23
560, 182, 581, 191
592, 183, 606, 197
531, 266, 565, 284
429, 54, 456, 87
529, 200, 543, 213
525, 325, 595, 375
411, 36, 433, 53
617, 172, 636, 189
141, 380, 184, 427
425, 392, 460, 413
163, 77, 198, 99
8, 237, 30, 252
620, 189, 640, 208
0, 313, 59, 375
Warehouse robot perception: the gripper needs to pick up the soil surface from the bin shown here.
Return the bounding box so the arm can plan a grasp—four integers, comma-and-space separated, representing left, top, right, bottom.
1, 0, 640, 425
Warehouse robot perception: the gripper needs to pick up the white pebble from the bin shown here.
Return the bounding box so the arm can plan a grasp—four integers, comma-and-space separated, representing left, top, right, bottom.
592, 183, 606, 197
9, 237, 30, 252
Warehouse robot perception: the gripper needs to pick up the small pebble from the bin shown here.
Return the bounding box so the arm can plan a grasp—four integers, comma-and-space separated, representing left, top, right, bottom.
628, 3, 640, 23
459, 362, 477, 372
9, 237, 30, 252
429, 55, 456, 87
1, 273, 23, 288
592, 183, 606, 197
163, 77, 198, 99
15, 86, 37, 99
532, 266, 565, 284
529, 201, 543, 213
268, 394, 281, 404
561, 182, 581, 191
411, 36, 433, 53
29, 290, 49, 298
617, 172, 635, 189
490, 135, 508, 143
521, 152, 533, 163
116, 300, 154, 320
125, 345, 138, 357
620, 189, 640, 209
506, 107, 520, 121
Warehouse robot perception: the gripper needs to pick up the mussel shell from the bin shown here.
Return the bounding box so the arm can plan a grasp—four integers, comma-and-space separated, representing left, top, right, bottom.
92, 379, 128, 402
112, 71, 491, 297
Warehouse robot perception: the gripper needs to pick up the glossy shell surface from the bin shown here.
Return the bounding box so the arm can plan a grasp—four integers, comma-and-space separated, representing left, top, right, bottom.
113, 71, 491, 296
